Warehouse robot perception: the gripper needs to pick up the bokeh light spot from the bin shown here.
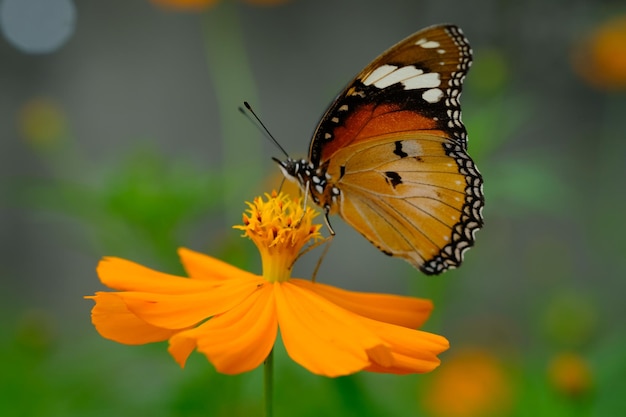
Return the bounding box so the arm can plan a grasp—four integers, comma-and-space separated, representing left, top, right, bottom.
421, 349, 513, 417
471, 49, 509, 95
542, 291, 598, 348
149, 0, 219, 12
0, 0, 76, 54
18, 97, 68, 149
572, 15, 626, 90
548, 352, 593, 398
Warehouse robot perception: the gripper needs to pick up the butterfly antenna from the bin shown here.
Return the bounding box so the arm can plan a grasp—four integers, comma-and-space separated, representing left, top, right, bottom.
240, 101, 290, 158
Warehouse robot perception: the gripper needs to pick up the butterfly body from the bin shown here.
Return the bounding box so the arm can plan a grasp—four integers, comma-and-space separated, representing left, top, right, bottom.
276, 24, 484, 275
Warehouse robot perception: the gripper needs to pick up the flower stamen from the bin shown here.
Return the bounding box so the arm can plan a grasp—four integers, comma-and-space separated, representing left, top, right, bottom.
233, 191, 322, 283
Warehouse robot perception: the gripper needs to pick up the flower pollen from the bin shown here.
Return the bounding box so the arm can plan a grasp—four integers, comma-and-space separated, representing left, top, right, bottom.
234, 191, 322, 283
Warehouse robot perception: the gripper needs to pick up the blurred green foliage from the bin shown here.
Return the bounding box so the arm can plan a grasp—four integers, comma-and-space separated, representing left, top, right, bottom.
11, 147, 223, 268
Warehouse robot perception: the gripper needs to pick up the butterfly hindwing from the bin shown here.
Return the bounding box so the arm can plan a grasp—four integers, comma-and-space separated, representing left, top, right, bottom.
323, 131, 481, 273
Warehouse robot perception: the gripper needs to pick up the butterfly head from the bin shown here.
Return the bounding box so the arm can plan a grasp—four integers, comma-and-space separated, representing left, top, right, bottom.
272, 157, 340, 211
273, 157, 308, 186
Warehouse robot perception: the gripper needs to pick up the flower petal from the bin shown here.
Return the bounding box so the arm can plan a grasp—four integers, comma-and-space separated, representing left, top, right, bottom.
365, 351, 443, 374
293, 279, 433, 328
178, 247, 258, 282
119, 277, 265, 329
97, 257, 215, 293
168, 285, 277, 374
275, 282, 387, 377
360, 317, 449, 374
86, 292, 178, 344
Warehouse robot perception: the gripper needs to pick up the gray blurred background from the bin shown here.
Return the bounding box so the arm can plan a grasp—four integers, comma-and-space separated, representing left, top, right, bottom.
1, 0, 625, 415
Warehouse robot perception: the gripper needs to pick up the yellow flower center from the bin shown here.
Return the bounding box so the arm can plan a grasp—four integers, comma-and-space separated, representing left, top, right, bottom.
234, 191, 322, 283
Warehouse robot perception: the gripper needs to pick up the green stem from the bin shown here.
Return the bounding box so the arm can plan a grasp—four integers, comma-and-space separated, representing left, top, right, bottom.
264, 348, 274, 417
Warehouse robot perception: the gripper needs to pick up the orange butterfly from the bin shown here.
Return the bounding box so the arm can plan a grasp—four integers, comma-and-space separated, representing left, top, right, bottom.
274, 24, 484, 275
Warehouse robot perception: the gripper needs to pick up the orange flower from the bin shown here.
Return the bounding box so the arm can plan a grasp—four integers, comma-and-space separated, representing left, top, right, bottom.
572, 15, 626, 90
86, 192, 448, 376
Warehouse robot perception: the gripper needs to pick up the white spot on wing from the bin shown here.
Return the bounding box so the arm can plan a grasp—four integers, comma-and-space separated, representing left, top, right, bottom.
362, 64, 398, 86
421, 40, 440, 48
397, 140, 423, 156
402, 72, 441, 90
367, 65, 425, 89
415, 38, 440, 48
422, 88, 443, 103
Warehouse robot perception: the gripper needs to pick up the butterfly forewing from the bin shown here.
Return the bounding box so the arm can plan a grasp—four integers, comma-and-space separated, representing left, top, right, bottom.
278, 24, 483, 275
310, 24, 472, 165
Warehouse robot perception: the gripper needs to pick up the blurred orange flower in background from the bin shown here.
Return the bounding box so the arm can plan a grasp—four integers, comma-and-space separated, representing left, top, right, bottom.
421, 348, 513, 417
572, 15, 626, 90
86, 192, 448, 376
150, 0, 216, 11
548, 351, 593, 398
150, 0, 290, 12
18, 98, 68, 149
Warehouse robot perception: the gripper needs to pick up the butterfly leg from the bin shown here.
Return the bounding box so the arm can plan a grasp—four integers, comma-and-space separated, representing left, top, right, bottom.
310, 234, 333, 282
293, 180, 310, 229
289, 207, 335, 282
289, 234, 333, 282
276, 175, 287, 193
308, 208, 335, 282
323, 208, 336, 236
301, 180, 310, 209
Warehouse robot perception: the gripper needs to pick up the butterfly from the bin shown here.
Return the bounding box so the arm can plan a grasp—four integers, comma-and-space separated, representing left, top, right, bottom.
274, 24, 484, 275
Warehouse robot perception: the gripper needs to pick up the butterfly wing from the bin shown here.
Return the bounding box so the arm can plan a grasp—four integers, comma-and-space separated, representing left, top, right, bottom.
309, 24, 483, 274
